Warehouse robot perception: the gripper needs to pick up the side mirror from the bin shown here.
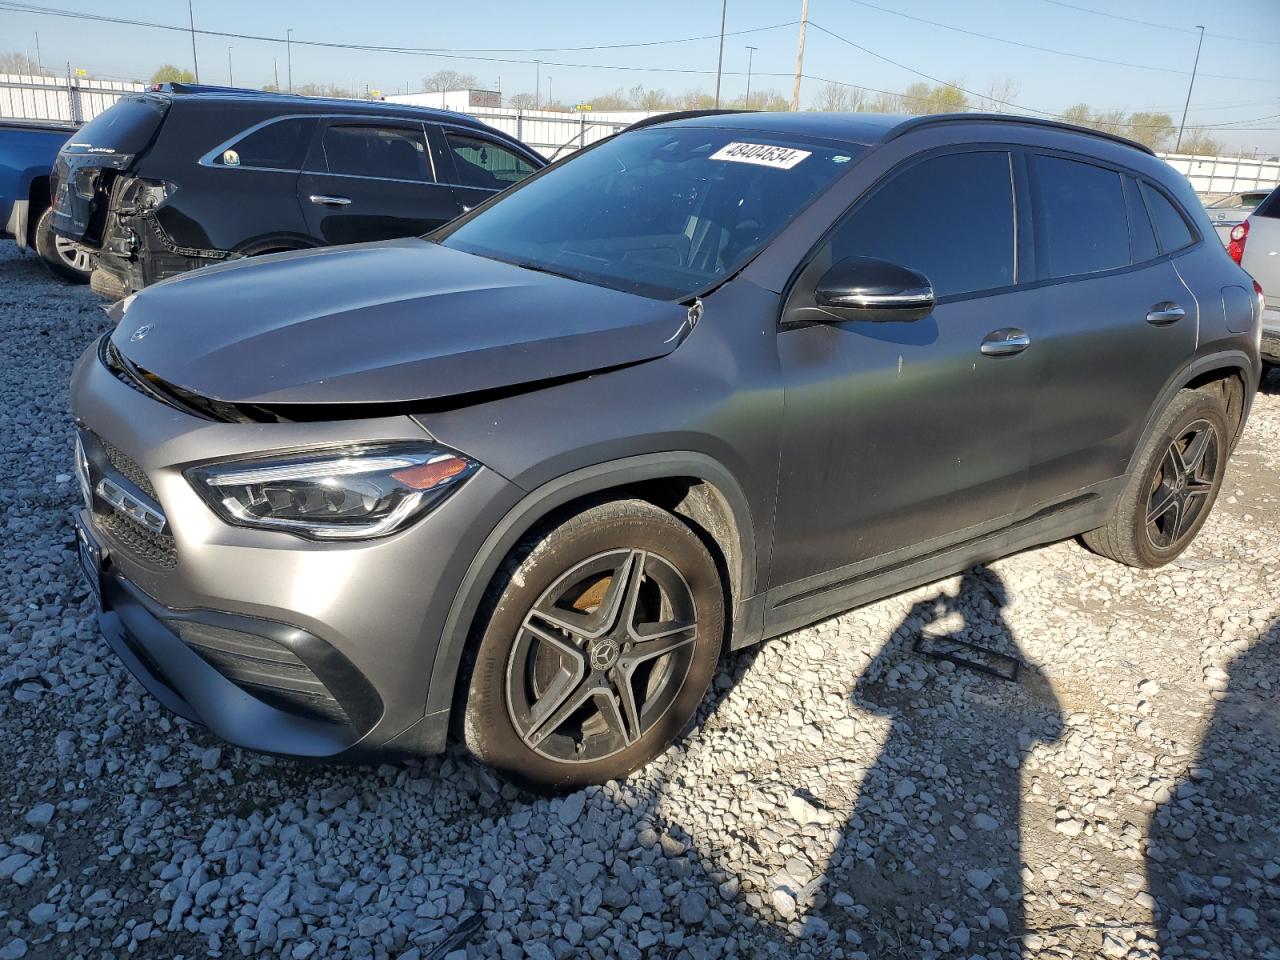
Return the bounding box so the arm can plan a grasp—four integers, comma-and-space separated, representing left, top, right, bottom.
814, 256, 935, 322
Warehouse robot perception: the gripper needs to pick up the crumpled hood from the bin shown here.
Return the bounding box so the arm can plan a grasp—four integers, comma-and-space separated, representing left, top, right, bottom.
111, 239, 691, 406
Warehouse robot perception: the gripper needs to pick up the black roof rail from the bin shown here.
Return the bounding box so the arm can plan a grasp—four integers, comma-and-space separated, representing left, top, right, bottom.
884, 112, 1155, 156
624, 108, 754, 132
151, 82, 278, 96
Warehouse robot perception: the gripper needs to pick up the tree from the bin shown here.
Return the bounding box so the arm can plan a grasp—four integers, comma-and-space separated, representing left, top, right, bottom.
813, 81, 853, 112
1179, 129, 1222, 157
901, 81, 968, 115
1125, 111, 1175, 152
1060, 103, 1092, 126
151, 64, 196, 84
422, 69, 479, 93
584, 89, 632, 111
674, 89, 715, 110
507, 91, 539, 109
0, 52, 53, 76
981, 77, 1019, 114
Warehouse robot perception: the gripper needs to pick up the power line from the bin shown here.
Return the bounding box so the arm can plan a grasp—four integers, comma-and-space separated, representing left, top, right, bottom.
839, 0, 1280, 83
1040, 0, 1280, 47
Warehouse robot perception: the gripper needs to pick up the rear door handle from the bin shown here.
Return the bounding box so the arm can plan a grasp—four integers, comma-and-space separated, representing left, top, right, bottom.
308, 194, 352, 207
980, 327, 1030, 357
1147, 302, 1185, 325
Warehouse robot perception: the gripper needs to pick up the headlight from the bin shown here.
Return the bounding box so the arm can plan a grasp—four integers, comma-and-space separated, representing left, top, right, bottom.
187, 442, 477, 540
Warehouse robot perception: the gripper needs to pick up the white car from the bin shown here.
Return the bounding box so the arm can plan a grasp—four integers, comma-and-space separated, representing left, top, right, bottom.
1229, 186, 1280, 363
1206, 189, 1272, 242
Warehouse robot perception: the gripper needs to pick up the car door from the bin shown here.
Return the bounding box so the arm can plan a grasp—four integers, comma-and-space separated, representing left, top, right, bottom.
297, 119, 460, 245
1017, 153, 1199, 508
436, 127, 540, 214
771, 149, 1040, 592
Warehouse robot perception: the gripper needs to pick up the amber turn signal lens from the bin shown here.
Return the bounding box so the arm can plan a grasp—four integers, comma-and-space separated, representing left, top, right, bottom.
391, 456, 471, 490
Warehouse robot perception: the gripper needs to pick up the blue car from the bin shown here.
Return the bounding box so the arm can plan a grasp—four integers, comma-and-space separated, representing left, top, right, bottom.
1, 117, 93, 282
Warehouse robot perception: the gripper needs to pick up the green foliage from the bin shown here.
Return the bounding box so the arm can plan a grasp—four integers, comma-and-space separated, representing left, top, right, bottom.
151, 64, 196, 84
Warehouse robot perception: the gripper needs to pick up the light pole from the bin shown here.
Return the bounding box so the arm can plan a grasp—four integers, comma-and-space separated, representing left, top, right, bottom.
286, 29, 293, 93
1175, 25, 1205, 154
745, 45, 757, 109
227, 46, 233, 86
187, 0, 200, 82
714, 0, 728, 108
535, 60, 541, 109
547, 76, 553, 109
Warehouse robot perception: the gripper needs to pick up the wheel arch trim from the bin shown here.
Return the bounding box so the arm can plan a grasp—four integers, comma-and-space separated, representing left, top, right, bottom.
1130, 349, 1257, 471
422, 451, 758, 721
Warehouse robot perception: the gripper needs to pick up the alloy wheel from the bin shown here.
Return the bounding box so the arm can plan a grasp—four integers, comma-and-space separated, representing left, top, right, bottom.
505, 548, 699, 764
53, 234, 94, 274
1145, 418, 1219, 549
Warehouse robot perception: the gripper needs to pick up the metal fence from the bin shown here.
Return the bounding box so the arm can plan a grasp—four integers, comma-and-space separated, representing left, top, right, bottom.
4, 74, 1277, 195
0, 73, 145, 125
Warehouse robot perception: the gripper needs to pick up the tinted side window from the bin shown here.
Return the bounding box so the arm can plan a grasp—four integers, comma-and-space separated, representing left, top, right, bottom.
1124, 177, 1159, 263
1140, 182, 1195, 253
222, 118, 316, 170
827, 151, 1015, 298
322, 125, 432, 181
445, 133, 537, 190
1031, 155, 1129, 279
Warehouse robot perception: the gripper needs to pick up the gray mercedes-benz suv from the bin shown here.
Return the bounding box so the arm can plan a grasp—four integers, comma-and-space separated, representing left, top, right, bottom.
70, 111, 1261, 791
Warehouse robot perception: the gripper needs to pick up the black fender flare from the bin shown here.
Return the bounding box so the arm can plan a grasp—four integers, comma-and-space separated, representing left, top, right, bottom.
1129, 349, 1257, 471
422, 451, 759, 720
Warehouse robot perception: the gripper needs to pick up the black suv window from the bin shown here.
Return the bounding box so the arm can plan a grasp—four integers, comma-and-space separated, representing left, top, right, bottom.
1140, 181, 1195, 253
445, 132, 536, 189
321, 124, 432, 181
1031, 154, 1130, 279
827, 151, 1015, 298
220, 118, 316, 170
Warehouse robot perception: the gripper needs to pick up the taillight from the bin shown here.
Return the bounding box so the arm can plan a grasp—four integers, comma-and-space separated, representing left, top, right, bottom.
1227, 220, 1248, 264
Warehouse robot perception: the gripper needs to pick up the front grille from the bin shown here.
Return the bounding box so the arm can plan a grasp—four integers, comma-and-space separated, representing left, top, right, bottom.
100, 438, 157, 499
173, 621, 349, 725
96, 510, 177, 570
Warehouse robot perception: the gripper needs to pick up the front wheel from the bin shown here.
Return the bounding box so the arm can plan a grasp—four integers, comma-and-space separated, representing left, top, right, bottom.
463, 499, 725, 792
34, 207, 93, 283
1083, 391, 1230, 568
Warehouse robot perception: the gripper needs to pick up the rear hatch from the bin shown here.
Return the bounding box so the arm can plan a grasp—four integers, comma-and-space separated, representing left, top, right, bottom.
51, 94, 169, 245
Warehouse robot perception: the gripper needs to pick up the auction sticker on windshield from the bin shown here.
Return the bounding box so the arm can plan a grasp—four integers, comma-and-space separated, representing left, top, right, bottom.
709, 142, 812, 169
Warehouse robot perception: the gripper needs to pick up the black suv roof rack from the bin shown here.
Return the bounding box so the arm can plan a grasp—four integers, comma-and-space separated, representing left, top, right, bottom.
624, 109, 754, 133
885, 112, 1155, 156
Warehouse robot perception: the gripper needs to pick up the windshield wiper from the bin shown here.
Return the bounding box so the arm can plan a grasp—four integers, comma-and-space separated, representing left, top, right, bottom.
509, 259, 583, 284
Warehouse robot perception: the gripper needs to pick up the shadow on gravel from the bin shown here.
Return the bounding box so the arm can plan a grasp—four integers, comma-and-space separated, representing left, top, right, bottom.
1147, 615, 1280, 958
811, 566, 1064, 957
1260, 366, 1280, 396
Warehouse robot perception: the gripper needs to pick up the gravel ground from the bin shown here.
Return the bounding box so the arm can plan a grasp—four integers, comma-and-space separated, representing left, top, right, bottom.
0, 240, 1277, 960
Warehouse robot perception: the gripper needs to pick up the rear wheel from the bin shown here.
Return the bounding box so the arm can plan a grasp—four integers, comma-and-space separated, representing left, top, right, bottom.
463, 500, 725, 792
34, 207, 93, 284
1082, 391, 1229, 568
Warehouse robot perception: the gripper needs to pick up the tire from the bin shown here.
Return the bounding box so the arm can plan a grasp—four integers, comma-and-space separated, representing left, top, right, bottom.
463, 499, 725, 792
33, 207, 93, 284
1082, 391, 1230, 568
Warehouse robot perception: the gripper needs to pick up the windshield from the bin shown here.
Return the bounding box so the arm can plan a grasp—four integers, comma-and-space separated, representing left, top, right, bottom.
438, 127, 861, 300
61, 95, 168, 157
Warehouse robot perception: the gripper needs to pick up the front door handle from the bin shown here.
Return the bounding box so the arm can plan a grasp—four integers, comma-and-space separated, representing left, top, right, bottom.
308, 194, 352, 206
1147, 302, 1185, 325
980, 327, 1030, 357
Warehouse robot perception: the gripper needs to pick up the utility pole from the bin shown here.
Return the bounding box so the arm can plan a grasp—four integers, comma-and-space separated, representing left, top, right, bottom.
1175, 25, 1205, 154
790, 0, 809, 112
227, 46, 233, 87
535, 60, 541, 108
187, 0, 200, 82
745, 45, 757, 109
286, 29, 293, 93
34, 32, 42, 73
714, 0, 728, 108
547, 76, 553, 109
273, 58, 279, 90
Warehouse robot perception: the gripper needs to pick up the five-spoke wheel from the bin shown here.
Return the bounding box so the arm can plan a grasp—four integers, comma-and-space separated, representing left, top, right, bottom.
464, 500, 724, 791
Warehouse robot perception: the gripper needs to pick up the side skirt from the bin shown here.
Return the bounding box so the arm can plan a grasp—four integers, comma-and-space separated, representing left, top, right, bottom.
759, 484, 1116, 642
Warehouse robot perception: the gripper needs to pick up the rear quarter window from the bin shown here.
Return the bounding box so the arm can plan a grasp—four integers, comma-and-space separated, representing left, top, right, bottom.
1140, 182, 1195, 254
217, 118, 317, 170
1030, 154, 1131, 279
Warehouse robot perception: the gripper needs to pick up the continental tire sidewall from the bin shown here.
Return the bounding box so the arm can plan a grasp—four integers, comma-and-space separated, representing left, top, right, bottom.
1128, 394, 1230, 567
464, 502, 725, 792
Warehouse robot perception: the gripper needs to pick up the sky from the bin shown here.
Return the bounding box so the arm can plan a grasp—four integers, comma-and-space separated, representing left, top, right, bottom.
4, 0, 1279, 152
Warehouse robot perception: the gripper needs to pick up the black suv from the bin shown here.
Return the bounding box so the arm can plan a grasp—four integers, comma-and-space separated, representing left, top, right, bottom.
50, 84, 544, 298
71, 111, 1260, 791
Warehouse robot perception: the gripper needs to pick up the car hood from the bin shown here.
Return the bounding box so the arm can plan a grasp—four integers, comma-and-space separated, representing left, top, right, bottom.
111, 239, 693, 407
